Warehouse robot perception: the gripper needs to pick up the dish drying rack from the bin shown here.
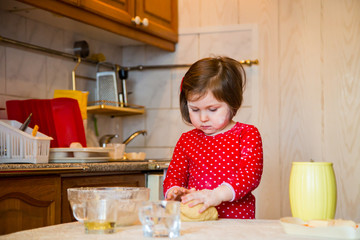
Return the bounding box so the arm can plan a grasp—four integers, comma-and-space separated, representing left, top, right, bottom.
0, 120, 53, 164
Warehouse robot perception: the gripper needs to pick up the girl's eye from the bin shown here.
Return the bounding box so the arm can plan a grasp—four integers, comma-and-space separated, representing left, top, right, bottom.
209, 108, 218, 112
191, 108, 199, 112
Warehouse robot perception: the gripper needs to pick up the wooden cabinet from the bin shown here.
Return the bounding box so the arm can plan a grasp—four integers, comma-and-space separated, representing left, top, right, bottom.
135, 0, 178, 42
77, 0, 177, 43
0, 176, 61, 235
0, 172, 145, 235
76, 0, 134, 25
61, 173, 145, 223
17, 0, 178, 51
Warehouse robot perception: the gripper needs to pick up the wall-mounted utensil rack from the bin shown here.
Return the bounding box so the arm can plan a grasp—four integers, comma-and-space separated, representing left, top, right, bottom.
0, 35, 259, 72
0, 35, 259, 117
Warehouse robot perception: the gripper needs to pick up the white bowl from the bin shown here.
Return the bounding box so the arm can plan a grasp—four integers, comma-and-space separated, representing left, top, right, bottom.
125, 152, 146, 160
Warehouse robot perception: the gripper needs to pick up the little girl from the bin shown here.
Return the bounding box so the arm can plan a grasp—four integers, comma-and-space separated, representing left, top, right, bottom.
163, 56, 263, 219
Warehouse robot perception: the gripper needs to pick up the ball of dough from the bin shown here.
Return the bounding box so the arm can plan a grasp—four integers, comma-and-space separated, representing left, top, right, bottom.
180, 201, 218, 222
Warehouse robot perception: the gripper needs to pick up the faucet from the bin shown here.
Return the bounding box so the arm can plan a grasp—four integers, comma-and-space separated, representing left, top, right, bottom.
99, 134, 119, 147
123, 130, 147, 145
99, 130, 147, 147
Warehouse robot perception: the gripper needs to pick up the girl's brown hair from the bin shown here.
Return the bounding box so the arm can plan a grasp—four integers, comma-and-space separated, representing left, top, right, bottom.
180, 56, 246, 124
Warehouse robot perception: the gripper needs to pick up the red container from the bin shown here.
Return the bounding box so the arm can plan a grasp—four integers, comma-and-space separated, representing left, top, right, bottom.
6, 98, 86, 148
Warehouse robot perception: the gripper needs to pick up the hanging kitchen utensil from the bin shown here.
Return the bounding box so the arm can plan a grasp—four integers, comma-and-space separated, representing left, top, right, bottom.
119, 68, 129, 107
95, 63, 119, 107
53, 54, 89, 120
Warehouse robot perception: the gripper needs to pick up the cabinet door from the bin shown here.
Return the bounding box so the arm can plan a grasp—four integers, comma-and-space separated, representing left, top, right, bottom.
135, 0, 178, 42
0, 176, 61, 235
80, 0, 135, 25
61, 173, 145, 223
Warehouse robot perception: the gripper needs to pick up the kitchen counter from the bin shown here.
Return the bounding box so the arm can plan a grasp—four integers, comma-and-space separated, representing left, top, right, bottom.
0, 219, 317, 240
0, 160, 169, 176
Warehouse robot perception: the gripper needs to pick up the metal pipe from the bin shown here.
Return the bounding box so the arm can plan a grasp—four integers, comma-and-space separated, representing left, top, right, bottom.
123, 59, 259, 71
0, 35, 259, 73
0, 35, 114, 68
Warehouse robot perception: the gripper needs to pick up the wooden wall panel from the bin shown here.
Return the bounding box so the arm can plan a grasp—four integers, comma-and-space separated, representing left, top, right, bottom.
278, 0, 322, 217
322, 0, 360, 221
199, 0, 239, 27
239, 0, 281, 219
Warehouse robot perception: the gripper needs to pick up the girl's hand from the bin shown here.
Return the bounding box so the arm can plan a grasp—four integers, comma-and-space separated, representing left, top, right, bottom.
166, 187, 193, 201
181, 185, 233, 213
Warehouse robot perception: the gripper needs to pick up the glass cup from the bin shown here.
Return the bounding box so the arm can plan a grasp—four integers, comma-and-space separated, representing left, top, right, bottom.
71, 198, 117, 234
138, 201, 181, 238
108, 143, 125, 160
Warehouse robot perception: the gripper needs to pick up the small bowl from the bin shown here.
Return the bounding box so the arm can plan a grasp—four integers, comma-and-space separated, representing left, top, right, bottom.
125, 152, 146, 160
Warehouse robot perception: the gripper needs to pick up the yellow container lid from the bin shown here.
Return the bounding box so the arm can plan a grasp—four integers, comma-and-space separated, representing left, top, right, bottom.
54, 90, 89, 120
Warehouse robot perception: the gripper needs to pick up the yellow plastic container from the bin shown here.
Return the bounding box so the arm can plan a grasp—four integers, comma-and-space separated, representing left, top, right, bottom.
54, 90, 89, 120
289, 162, 337, 221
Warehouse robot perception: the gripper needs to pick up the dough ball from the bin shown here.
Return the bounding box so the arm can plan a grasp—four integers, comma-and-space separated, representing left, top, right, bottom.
180, 201, 218, 222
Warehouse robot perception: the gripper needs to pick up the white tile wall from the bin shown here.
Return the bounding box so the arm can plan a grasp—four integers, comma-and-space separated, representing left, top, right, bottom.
145, 109, 192, 147
171, 69, 188, 108
144, 34, 199, 65
0, 11, 26, 42
127, 69, 172, 109
45, 58, 72, 98
26, 19, 64, 51
6, 48, 47, 98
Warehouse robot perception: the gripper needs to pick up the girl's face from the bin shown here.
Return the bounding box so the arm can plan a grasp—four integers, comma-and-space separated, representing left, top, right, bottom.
187, 91, 233, 135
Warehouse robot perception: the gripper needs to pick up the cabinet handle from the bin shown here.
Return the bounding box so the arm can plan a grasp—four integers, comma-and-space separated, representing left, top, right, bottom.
141, 18, 149, 27
131, 16, 141, 25
131, 16, 149, 27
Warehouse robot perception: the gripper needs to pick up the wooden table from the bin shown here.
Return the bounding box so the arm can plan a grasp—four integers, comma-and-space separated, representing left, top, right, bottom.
0, 219, 326, 240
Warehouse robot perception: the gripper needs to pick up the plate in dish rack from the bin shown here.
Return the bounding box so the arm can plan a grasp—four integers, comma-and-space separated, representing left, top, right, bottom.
49, 157, 109, 163
49, 147, 112, 162
50, 147, 112, 158
280, 217, 360, 239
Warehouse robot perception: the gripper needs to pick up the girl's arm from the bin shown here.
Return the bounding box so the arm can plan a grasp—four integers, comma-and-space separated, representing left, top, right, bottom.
225, 125, 263, 201
163, 134, 189, 197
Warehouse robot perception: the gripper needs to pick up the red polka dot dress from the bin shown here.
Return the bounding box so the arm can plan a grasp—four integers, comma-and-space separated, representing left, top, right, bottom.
163, 122, 263, 219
